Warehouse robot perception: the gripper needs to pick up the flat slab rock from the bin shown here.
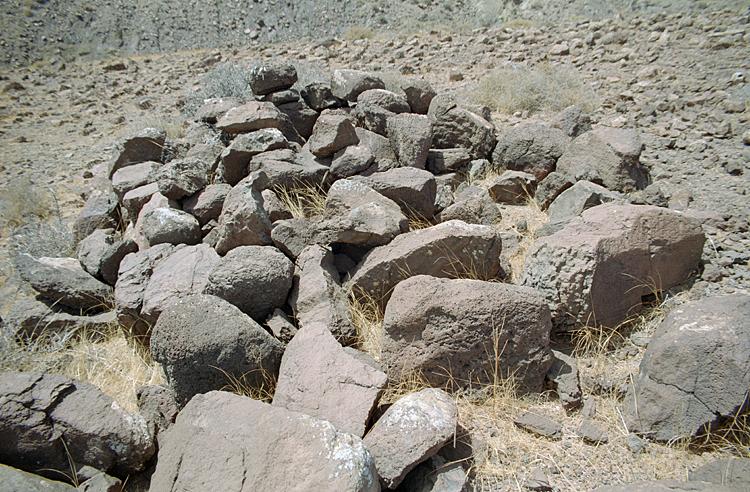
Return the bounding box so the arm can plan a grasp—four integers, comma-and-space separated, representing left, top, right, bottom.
513, 411, 563, 440
363, 388, 457, 489
591, 480, 737, 492
0, 464, 76, 491
149, 391, 379, 492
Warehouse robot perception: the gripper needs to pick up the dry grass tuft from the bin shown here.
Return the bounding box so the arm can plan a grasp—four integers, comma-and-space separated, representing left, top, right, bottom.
343, 25, 375, 41
0, 325, 164, 413
273, 181, 328, 220
348, 289, 385, 361
0, 178, 56, 233
213, 366, 277, 403
133, 113, 186, 140
468, 63, 600, 115
493, 195, 548, 282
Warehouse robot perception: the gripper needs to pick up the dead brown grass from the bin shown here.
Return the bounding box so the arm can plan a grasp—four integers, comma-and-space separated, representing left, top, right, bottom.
493, 196, 548, 283
348, 289, 385, 361
273, 181, 328, 220
0, 177, 55, 233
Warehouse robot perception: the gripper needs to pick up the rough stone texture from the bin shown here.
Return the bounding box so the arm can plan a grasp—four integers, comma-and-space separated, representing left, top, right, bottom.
17, 255, 112, 311
260, 189, 293, 222
307, 112, 359, 157
219, 129, 288, 185
77, 467, 122, 492
357, 89, 410, 113
5, 297, 115, 340
623, 294, 750, 442
439, 186, 501, 226
127, 191, 179, 250
347, 220, 502, 302
248, 61, 297, 95
546, 180, 624, 227
400, 78, 436, 114
556, 127, 648, 192
522, 203, 705, 329
301, 82, 346, 111
547, 350, 582, 412
331, 69, 386, 101
355, 127, 400, 172
204, 245, 293, 321
364, 388, 457, 489
247, 148, 330, 189
121, 182, 160, 221
386, 113, 432, 169
141, 207, 201, 246
213, 173, 273, 255
289, 245, 355, 342
76, 228, 137, 285
592, 480, 736, 492
149, 391, 379, 492
183, 183, 231, 226
0, 372, 154, 476
353, 167, 436, 219
331, 144, 375, 179
0, 464, 76, 491
552, 105, 592, 138
397, 454, 468, 492
514, 411, 563, 439
108, 127, 165, 178
381, 275, 552, 391
428, 94, 496, 159
264, 308, 297, 343
689, 457, 750, 489
111, 160, 159, 199
486, 170, 537, 204
114, 243, 175, 338
151, 295, 284, 406
534, 171, 575, 210
136, 385, 179, 437
578, 419, 609, 444
492, 123, 569, 180
278, 100, 319, 139
426, 147, 473, 174
155, 156, 213, 201
273, 323, 387, 437
73, 189, 119, 242
216, 101, 290, 135
140, 244, 220, 326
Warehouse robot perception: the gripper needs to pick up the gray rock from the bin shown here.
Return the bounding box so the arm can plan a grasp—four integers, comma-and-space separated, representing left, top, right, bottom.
331, 144, 375, 179
353, 167, 436, 219
301, 82, 346, 111
0, 464, 76, 491
121, 182, 160, 221
204, 245, 293, 321
381, 275, 552, 391
355, 102, 393, 136
5, 297, 115, 340
626, 433, 646, 454
426, 148, 473, 174
623, 295, 750, 442
17, 255, 112, 311
439, 186, 501, 226
273, 323, 387, 437
214, 173, 273, 255
332, 69, 385, 101
308, 112, 359, 157
126, 192, 178, 251
155, 157, 213, 201
219, 129, 289, 185
514, 411, 562, 439
364, 388, 457, 489
136, 385, 179, 437
141, 208, 201, 246
264, 308, 297, 343
77, 467, 122, 492
486, 170, 537, 204
547, 350, 582, 412
397, 454, 467, 492
260, 189, 293, 222
140, 244, 220, 327
73, 189, 119, 242
592, 480, 736, 492
216, 101, 292, 135
522, 203, 705, 329
552, 105, 592, 138
0, 372, 154, 476
111, 161, 159, 199
689, 457, 750, 489
546, 180, 624, 226
247, 148, 330, 189
148, 391, 379, 491
526, 466, 553, 491
400, 78, 436, 114
77, 229, 137, 285
355, 127, 400, 173
194, 97, 240, 123
357, 89, 410, 113
248, 61, 297, 95
534, 171, 574, 210
347, 220, 502, 303
577, 419, 609, 444
428, 94, 496, 159
387, 113, 432, 169
277, 100, 319, 139
151, 294, 284, 405
108, 127, 165, 178
492, 123, 569, 180
183, 183, 231, 226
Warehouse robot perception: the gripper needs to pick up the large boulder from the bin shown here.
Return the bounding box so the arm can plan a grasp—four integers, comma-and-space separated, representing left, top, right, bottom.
331, 69, 385, 101
289, 245, 355, 342
381, 275, 552, 391
355, 128, 399, 172
386, 113, 432, 169
76, 228, 137, 285
363, 388, 457, 489
428, 95, 495, 159
140, 244, 220, 326
357, 89, 410, 114
73, 189, 119, 241
522, 203, 705, 329
0, 464, 76, 491
203, 245, 294, 321
218, 129, 289, 185
307, 112, 359, 157
492, 123, 569, 180
347, 220, 502, 303
150, 294, 284, 406
140, 208, 201, 246
623, 295, 750, 442
149, 391, 380, 491
556, 127, 648, 192
273, 323, 387, 437
0, 372, 154, 477
213, 173, 273, 255
247, 149, 330, 189
17, 255, 112, 311
353, 167, 437, 219
5, 297, 115, 340
248, 61, 297, 95
108, 127, 165, 178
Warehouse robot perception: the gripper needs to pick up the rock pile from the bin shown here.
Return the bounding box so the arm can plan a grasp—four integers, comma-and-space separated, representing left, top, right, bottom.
4, 60, 742, 491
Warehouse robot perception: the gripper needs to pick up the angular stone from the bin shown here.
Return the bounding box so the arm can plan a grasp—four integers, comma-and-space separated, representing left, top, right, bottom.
141, 208, 201, 246
522, 203, 705, 329
439, 186, 501, 226
398, 455, 467, 492
127, 192, 179, 251
273, 323, 387, 437
623, 295, 750, 442
355, 127, 400, 173
301, 82, 346, 111
400, 78, 436, 114
203, 245, 293, 321
427, 147, 473, 174
73, 189, 118, 242
111, 161, 159, 199
353, 167, 436, 219
194, 97, 241, 123
332, 69, 385, 101
534, 171, 574, 210
331, 144, 375, 179
136, 385, 179, 437
151, 294, 284, 405
183, 183, 231, 226
544, 180, 624, 231
308, 112, 359, 157
514, 411, 562, 439
578, 419, 609, 444
381, 275, 552, 391
149, 391, 379, 491
547, 350, 582, 412
347, 220, 502, 302
214, 173, 273, 255
108, 127, 165, 178
357, 89, 410, 113
689, 457, 750, 489
486, 170, 537, 204
247, 149, 330, 189
428, 95, 496, 159
277, 100, 319, 139
216, 101, 291, 135
0, 464, 75, 491
5, 297, 115, 340
364, 388, 457, 489
219, 129, 289, 185
121, 182, 160, 220
260, 189, 293, 222
77, 228, 138, 285
264, 308, 297, 343
355, 102, 393, 136
387, 113, 432, 169
155, 157, 213, 201
591, 480, 734, 492
552, 105, 592, 138
248, 61, 297, 95
0, 372, 154, 476
492, 123, 569, 180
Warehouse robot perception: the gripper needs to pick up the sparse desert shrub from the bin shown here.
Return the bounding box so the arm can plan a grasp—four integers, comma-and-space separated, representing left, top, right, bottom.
469, 63, 600, 115
182, 62, 252, 116
0, 178, 56, 233
343, 25, 375, 41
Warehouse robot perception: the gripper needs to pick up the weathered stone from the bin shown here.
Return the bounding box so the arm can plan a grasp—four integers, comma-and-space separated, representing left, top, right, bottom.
547, 350, 582, 412
592, 480, 735, 492
523, 203, 705, 329
73, 189, 119, 242
428, 94, 496, 158
689, 457, 750, 489
552, 105, 592, 138
248, 62, 297, 95
534, 171, 575, 210
247, 149, 330, 189
264, 308, 297, 343
151, 294, 284, 405
5, 297, 115, 340
623, 295, 750, 442
111, 161, 159, 199
136, 385, 179, 437
194, 97, 241, 123
544, 180, 624, 232
77, 229, 138, 285
439, 186, 501, 226
331, 144, 375, 179
347, 220, 502, 302
387, 113, 432, 169
149, 391, 379, 491
427, 147, 473, 174
127, 192, 179, 251
121, 182, 160, 220
216, 101, 291, 135
514, 411, 563, 439
486, 170, 537, 204
492, 123, 569, 180
203, 245, 293, 321
364, 388, 457, 489
277, 100, 319, 139
141, 208, 201, 246
289, 245, 355, 343
332, 69, 385, 101
358, 89, 410, 113
273, 323, 386, 437
260, 189, 293, 222
355, 127, 400, 173
0, 464, 76, 491
301, 82, 346, 111
398, 454, 468, 492
355, 102, 393, 136
108, 127, 165, 178
183, 183, 231, 226
214, 173, 273, 255
219, 129, 289, 185
0, 372, 154, 476
578, 419, 609, 444
400, 79, 436, 114
308, 112, 359, 157
353, 167, 436, 219
155, 157, 212, 200
77, 467, 122, 492
381, 275, 552, 391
